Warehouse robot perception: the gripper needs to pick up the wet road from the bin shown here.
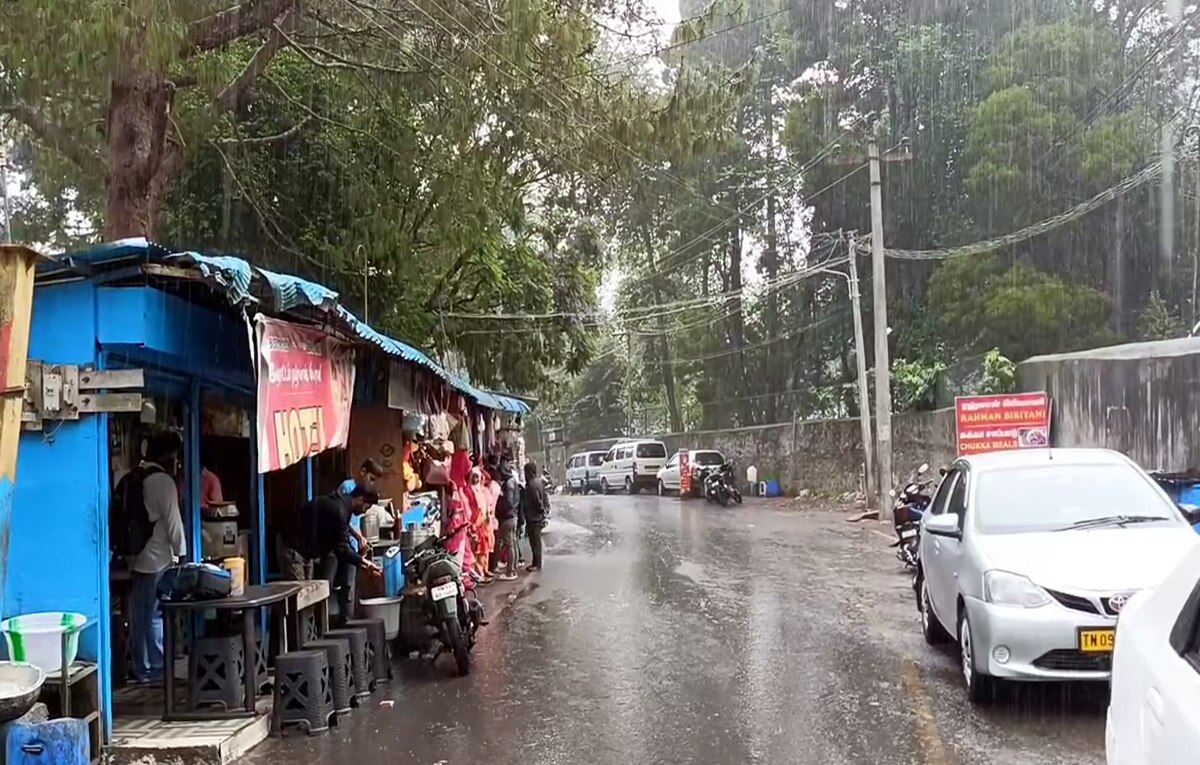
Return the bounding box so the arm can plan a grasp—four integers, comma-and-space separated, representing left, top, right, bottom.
239, 494, 1106, 765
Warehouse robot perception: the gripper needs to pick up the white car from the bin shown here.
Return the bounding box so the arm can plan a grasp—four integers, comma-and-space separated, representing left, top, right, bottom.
564, 451, 606, 494
916, 448, 1196, 703
1106, 533, 1200, 764
656, 450, 725, 496
598, 439, 668, 494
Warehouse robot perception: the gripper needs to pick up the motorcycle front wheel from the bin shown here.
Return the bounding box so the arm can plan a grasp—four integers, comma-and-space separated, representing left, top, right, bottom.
718, 488, 730, 507
444, 614, 471, 676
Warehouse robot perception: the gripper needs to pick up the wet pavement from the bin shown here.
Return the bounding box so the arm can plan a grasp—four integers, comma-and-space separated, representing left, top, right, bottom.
238, 494, 1106, 765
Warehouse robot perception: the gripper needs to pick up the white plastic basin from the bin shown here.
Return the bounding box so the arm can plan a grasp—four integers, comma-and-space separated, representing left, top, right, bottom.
358, 597, 403, 640
0, 612, 88, 674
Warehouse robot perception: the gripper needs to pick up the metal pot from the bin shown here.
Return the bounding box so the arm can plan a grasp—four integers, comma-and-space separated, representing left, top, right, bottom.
0, 662, 45, 723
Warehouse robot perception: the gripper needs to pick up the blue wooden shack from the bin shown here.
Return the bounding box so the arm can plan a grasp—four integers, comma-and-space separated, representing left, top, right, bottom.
6, 238, 530, 745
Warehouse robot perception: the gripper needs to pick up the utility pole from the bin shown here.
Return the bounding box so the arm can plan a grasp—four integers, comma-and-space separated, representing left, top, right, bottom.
626, 330, 635, 437
356, 244, 369, 324
0, 139, 11, 244
846, 234, 874, 506
868, 131, 894, 520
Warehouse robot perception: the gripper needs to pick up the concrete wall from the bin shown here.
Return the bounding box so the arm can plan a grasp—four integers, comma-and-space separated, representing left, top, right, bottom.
545, 409, 957, 496
1020, 338, 1200, 472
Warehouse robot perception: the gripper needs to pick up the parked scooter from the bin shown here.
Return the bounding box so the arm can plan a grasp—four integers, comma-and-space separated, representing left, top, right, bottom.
397, 519, 484, 676
703, 462, 743, 507
890, 463, 936, 571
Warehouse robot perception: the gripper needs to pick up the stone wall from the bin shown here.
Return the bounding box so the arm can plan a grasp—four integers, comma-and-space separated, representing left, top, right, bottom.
541, 409, 956, 495
658, 408, 957, 496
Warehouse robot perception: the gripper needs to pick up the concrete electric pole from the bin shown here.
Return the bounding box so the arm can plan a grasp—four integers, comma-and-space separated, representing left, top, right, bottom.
868, 132, 894, 520
845, 234, 874, 506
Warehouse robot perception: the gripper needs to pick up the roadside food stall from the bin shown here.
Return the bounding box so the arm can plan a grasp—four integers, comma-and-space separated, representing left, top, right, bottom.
4, 239, 532, 762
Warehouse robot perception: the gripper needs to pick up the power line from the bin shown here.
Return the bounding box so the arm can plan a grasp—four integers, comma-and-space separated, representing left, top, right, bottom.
636, 306, 849, 367
633, 117, 868, 284
876, 141, 1187, 260
411, 0, 758, 224
444, 251, 846, 323
568, 7, 790, 80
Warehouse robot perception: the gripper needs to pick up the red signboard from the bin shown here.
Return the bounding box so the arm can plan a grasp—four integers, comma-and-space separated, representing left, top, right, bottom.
678, 449, 691, 497
255, 317, 356, 473
955, 393, 1051, 456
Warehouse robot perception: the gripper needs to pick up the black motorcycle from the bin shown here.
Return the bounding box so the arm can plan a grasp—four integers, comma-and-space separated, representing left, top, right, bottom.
703, 462, 743, 507
397, 522, 483, 676
890, 463, 936, 571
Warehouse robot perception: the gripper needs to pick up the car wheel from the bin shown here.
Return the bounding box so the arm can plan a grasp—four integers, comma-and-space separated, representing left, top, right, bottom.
657, 479, 665, 496
919, 576, 950, 645
625, 476, 636, 495
959, 608, 994, 704
600, 478, 610, 495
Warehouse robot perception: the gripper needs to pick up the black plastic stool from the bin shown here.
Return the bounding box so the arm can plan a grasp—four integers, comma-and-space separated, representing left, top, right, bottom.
188, 634, 245, 711
303, 637, 355, 715
253, 637, 270, 695
301, 609, 320, 646
344, 617, 391, 684
323, 627, 372, 699
271, 650, 334, 736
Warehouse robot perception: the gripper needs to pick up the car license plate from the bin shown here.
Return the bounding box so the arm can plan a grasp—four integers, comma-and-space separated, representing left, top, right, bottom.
900, 528, 917, 539
1078, 628, 1115, 653
430, 582, 457, 601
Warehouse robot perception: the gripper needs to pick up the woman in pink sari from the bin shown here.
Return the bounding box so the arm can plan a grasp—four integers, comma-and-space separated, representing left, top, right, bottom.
484, 468, 501, 574
466, 467, 495, 582
445, 451, 476, 583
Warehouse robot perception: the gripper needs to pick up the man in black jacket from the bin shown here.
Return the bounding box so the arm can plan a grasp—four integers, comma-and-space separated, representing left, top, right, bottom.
521, 462, 550, 571
280, 485, 381, 622
493, 459, 522, 581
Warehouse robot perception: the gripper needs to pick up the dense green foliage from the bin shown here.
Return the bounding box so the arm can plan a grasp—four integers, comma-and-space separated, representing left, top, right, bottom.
3, 0, 1199, 438
553, 0, 1200, 438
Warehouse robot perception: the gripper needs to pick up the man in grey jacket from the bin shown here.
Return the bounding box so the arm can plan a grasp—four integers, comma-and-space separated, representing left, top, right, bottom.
130, 431, 187, 685
493, 459, 522, 581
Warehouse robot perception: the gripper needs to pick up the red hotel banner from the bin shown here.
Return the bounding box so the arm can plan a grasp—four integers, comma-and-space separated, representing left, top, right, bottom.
255, 316, 356, 473
955, 392, 1051, 456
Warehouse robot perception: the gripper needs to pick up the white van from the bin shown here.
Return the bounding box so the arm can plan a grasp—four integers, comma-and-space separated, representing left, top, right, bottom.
599, 439, 669, 494
565, 451, 607, 494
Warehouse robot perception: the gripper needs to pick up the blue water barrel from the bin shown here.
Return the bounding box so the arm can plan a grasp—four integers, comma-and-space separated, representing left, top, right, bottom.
765, 480, 782, 497
382, 545, 404, 598
6, 718, 89, 765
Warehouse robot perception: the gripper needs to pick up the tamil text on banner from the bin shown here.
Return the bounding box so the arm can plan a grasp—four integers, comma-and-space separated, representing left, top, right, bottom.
955, 392, 1051, 456
255, 316, 356, 472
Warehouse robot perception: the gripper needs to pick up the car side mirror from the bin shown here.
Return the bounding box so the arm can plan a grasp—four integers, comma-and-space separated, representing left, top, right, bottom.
925, 513, 962, 539
1180, 503, 1200, 525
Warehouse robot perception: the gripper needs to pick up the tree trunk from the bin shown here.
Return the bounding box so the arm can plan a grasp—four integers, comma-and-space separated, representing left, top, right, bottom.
762, 95, 780, 424
643, 227, 683, 433
103, 63, 178, 240
728, 220, 751, 425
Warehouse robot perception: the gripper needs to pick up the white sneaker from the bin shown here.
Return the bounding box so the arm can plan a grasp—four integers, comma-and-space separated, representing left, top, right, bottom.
497, 573, 518, 582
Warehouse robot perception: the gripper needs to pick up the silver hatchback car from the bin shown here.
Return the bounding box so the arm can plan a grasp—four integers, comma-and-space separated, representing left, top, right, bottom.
916, 448, 1198, 703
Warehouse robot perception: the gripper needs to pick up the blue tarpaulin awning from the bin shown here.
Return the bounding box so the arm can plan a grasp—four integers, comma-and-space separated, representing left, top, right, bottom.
42, 239, 532, 412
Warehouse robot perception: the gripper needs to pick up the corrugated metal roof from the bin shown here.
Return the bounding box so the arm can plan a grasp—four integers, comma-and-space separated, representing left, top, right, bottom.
1023, 336, 1200, 364
172, 252, 254, 304
47, 240, 532, 412
258, 267, 339, 312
